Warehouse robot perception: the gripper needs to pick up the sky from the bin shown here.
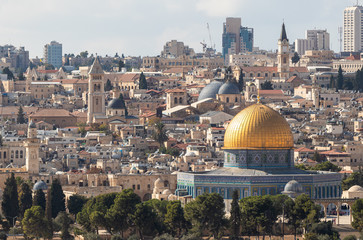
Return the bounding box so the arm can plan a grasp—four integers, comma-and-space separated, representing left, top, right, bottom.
0, 0, 359, 58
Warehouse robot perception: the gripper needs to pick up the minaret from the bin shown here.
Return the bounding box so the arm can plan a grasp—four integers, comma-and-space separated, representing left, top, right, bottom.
24, 121, 40, 174
87, 57, 106, 124
277, 23, 290, 79
312, 75, 320, 108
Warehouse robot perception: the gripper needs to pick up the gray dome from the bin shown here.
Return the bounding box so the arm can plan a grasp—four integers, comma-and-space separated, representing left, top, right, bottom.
29, 121, 36, 128
107, 98, 125, 109
33, 181, 48, 191
198, 81, 223, 101
218, 82, 240, 95
284, 180, 303, 193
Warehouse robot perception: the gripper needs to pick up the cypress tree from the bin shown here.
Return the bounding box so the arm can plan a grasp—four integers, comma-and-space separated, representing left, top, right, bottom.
2, 173, 19, 224
337, 65, 344, 90
139, 72, 147, 89
19, 183, 33, 219
33, 189, 46, 211
238, 68, 244, 92
50, 179, 65, 218
17, 106, 26, 124
329, 75, 335, 90
229, 190, 241, 240
119, 94, 128, 116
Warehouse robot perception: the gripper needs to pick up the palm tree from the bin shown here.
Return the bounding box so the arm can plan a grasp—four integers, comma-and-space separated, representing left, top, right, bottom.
152, 122, 168, 148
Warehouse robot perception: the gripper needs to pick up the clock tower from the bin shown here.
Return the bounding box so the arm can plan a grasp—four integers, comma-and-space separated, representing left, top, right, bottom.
277, 23, 290, 79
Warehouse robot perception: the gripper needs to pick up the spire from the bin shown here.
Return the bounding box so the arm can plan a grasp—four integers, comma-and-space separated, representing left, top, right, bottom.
280, 22, 288, 41
89, 57, 104, 75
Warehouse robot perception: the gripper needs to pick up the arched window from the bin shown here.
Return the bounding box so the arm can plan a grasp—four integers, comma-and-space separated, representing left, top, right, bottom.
94, 84, 97, 91
174, 97, 178, 104
96, 98, 99, 105
20, 150, 23, 158
283, 57, 287, 64
235, 97, 238, 102
226, 97, 229, 103
179, 97, 183, 104
15, 150, 18, 158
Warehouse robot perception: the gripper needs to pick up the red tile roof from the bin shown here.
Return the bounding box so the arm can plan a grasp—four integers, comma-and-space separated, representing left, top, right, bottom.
295, 147, 315, 153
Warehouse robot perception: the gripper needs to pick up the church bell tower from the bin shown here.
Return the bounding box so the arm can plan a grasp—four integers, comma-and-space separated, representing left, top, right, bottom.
277, 23, 290, 79
87, 57, 106, 124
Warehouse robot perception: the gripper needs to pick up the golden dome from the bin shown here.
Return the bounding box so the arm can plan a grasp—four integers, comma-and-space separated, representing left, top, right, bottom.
224, 104, 294, 149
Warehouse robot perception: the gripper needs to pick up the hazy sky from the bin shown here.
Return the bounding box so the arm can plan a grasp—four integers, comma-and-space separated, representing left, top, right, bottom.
0, 0, 358, 58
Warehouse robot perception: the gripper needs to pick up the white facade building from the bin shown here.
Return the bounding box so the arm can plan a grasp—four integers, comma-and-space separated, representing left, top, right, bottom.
344, 6, 363, 52
43, 41, 62, 68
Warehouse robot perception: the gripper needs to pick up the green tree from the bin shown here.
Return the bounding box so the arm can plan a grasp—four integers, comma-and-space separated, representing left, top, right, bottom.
312, 161, 341, 172
132, 202, 159, 239
152, 122, 168, 148
106, 189, 141, 236
80, 51, 89, 58
337, 65, 344, 90
229, 190, 241, 240
17, 72, 25, 80
50, 179, 66, 218
290, 194, 321, 235
164, 200, 187, 238
105, 79, 113, 91
19, 183, 33, 219
33, 189, 46, 211
309, 221, 339, 240
343, 235, 357, 240
118, 60, 125, 72
238, 69, 244, 92
118, 94, 128, 116
185, 193, 227, 239
55, 211, 73, 240
77, 193, 118, 233
17, 106, 26, 124
22, 206, 50, 239
352, 198, 363, 231
342, 169, 363, 190
291, 52, 300, 65
261, 81, 273, 90
2, 173, 19, 224
329, 75, 336, 89
2, 67, 14, 80
313, 151, 322, 163
67, 194, 88, 217
139, 72, 147, 89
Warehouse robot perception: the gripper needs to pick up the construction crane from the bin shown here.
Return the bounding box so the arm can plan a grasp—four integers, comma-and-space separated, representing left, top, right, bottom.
206, 23, 214, 49
200, 41, 207, 52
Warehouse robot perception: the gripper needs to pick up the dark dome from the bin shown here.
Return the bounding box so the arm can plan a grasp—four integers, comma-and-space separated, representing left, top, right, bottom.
218, 82, 240, 95
198, 81, 223, 101
33, 181, 48, 191
107, 98, 125, 109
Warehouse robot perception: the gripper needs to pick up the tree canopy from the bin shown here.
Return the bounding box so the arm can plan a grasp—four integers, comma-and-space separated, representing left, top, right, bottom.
139, 72, 147, 89
50, 179, 66, 218
2, 173, 19, 224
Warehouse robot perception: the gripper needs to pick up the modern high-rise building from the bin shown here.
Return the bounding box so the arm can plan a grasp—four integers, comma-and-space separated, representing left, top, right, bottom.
306, 30, 330, 51
161, 40, 195, 58
343, 5, 363, 52
222, 17, 253, 59
43, 41, 62, 68
295, 30, 329, 55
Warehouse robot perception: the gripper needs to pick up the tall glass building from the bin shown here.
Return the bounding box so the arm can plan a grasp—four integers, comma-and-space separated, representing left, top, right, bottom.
43, 41, 62, 69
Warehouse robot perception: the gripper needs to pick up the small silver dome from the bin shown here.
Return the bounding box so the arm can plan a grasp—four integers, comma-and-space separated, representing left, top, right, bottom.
33, 181, 48, 191
198, 81, 223, 101
284, 180, 303, 193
